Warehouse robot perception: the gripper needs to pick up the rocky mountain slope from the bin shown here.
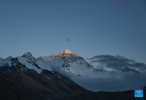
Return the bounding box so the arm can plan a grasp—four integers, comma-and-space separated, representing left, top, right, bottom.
0, 75, 32, 100
0, 52, 89, 100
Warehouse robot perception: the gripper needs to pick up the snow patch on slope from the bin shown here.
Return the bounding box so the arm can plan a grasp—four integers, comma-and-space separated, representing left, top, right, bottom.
0, 56, 12, 67
35, 59, 53, 71
35, 59, 64, 72
17, 57, 42, 73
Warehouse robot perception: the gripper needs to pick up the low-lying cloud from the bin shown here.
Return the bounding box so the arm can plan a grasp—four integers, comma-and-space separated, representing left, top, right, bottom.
53, 55, 146, 92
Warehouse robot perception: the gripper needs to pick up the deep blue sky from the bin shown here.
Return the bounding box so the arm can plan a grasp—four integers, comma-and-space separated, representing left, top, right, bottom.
0, 0, 146, 63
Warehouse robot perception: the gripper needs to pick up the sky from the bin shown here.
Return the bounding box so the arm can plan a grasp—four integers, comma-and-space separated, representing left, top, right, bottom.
0, 0, 146, 63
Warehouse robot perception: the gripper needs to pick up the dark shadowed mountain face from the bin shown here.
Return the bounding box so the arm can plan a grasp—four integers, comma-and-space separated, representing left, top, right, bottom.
0, 75, 32, 100
41, 69, 87, 93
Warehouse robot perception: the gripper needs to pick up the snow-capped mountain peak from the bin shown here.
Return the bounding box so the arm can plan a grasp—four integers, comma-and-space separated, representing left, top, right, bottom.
38, 49, 94, 76
39, 49, 78, 61
0, 56, 12, 67
4, 56, 13, 62
22, 52, 33, 57
22, 52, 35, 62
62, 49, 78, 57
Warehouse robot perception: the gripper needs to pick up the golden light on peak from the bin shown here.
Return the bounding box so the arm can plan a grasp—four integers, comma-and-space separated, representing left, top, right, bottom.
64, 49, 72, 53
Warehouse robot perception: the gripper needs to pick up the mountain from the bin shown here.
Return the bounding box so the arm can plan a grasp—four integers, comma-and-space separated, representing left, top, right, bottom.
0, 51, 146, 100
0, 52, 88, 99
0, 57, 3, 62
38, 49, 94, 75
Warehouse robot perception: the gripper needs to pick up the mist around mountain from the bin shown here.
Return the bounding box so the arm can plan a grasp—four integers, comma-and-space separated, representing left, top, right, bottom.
35, 49, 146, 92
0, 49, 146, 100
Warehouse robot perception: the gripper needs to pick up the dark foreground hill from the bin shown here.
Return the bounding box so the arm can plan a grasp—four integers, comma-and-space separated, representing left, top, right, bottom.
0, 78, 145, 100
0, 66, 145, 100
0, 75, 32, 100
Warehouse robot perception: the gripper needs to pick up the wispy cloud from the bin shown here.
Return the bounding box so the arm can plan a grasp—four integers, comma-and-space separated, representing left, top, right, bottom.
62, 38, 71, 42
88, 55, 146, 73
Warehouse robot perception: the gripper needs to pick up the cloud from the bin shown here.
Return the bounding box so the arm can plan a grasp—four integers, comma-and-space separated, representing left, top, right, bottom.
72, 73, 146, 92
53, 55, 146, 92
55, 66, 146, 92
88, 55, 146, 73
62, 38, 71, 42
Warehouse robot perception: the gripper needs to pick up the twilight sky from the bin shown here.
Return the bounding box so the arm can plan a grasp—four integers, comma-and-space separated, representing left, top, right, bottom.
0, 0, 146, 63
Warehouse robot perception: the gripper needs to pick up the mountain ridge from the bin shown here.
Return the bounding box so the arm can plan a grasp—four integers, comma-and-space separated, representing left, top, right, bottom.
0, 51, 89, 99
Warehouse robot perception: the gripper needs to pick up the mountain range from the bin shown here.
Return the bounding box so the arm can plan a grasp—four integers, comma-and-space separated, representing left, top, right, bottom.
0, 49, 145, 100
0, 49, 92, 100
